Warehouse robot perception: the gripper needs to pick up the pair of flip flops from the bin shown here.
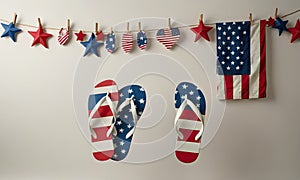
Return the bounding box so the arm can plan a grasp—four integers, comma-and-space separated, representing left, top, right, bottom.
88, 80, 146, 161
88, 80, 206, 164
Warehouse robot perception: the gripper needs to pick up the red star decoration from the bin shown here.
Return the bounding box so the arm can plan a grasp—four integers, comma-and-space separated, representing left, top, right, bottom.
288, 19, 300, 43
28, 25, 52, 48
96, 30, 105, 41
266, 17, 275, 27
190, 20, 213, 42
75, 30, 86, 41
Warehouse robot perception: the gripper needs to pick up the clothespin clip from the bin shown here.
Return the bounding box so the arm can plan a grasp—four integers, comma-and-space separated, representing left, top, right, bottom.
168, 18, 171, 29
38, 17, 42, 27
138, 22, 141, 32
274, 8, 278, 19
95, 22, 99, 34
13, 13, 17, 25
110, 27, 113, 34
67, 19, 71, 31
199, 14, 204, 23
249, 13, 253, 25
126, 22, 130, 33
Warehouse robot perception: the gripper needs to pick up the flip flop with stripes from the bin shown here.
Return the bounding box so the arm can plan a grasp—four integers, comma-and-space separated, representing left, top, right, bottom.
174, 82, 206, 163
111, 85, 146, 161
87, 80, 119, 161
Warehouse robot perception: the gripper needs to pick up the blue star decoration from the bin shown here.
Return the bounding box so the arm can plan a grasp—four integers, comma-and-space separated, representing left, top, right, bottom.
1, 22, 22, 42
80, 33, 103, 57
273, 17, 289, 36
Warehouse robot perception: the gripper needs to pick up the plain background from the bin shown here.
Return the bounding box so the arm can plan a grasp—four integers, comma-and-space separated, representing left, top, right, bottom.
0, 0, 300, 179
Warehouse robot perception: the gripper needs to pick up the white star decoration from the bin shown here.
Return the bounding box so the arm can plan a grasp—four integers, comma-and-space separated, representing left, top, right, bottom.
189, 91, 194, 95
182, 84, 188, 89
121, 149, 126, 154
117, 121, 122, 125
128, 89, 133, 94
139, 98, 145, 104
119, 128, 124, 133
196, 96, 201, 100
120, 141, 125, 146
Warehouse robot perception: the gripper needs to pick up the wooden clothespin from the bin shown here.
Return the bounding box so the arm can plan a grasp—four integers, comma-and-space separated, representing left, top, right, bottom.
67, 19, 71, 31
13, 13, 17, 25
95, 22, 99, 34
138, 22, 141, 32
110, 27, 113, 34
126, 22, 130, 33
274, 8, 278, 19
199, 14, 204, 23
168, 18, 171, 29
249, 13, 253, 25
38, 18, 42, 27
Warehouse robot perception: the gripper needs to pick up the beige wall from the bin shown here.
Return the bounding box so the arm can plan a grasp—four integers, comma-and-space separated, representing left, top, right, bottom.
0, 0, 300, 179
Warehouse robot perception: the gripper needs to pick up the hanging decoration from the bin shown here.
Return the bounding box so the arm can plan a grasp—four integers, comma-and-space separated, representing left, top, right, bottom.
1, 13, 22, 42
80, 33, 103, 57
105, 28, 116, 53
95, 22, 105, 41
137, 22, 147, 50
121, 22, 133, 53
190, 14, 213, 42
57, 19, 70, 45
28, 18, 53, 48
75, 30, 87, 41
156, 18, 181, 50
272, 8, 289, 36
288, 19, 300, 43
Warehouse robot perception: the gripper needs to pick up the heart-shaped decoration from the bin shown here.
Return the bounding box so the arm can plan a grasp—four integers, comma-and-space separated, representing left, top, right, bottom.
156, 27, 180, 49
58, 28, 69, 45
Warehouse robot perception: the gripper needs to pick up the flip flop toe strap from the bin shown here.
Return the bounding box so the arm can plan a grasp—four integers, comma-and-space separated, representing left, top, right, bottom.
174, 99, 204, 141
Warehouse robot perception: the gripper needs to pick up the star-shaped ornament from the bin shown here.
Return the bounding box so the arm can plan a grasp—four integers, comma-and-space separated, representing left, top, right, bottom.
190, 20, 213, 42
28, 24, 53, 48
96, 30, 105, 41
273, 17, 289, 36
266, 17, 275, 27
288, 19, 300, 43
80, 33, 103, 57
1, 22, 22, 42
75, 30, 87, 41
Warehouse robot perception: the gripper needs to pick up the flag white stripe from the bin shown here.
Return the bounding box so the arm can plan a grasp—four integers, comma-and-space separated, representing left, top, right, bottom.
90, 116, 113, 128
177, 119, 203, 130
92, 85, 118, 95
92, 139, 114, 151
249, 23, 260, 99
217, 76, 225, 99
233, 75, 241, 99
176, 141, 200, 153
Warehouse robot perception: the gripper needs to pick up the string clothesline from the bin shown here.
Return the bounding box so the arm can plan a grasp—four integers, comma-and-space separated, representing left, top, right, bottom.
0, 8, 299, 34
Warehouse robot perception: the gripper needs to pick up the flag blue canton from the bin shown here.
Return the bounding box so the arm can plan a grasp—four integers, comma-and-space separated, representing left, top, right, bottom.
137, 31, 147, 48
157, 27, 180, 36
216, 21, 251, 75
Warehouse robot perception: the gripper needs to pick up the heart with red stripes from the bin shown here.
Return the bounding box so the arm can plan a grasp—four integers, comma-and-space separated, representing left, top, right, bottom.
58, 28, 70, 45
156, 27, 180, 49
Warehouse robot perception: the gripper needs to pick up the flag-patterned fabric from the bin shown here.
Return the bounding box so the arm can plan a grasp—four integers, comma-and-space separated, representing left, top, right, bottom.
216, 20, 267, 100
121, 33, 133, 53
58, 28, 69, 45
105, 32, 116, 53
137, 31, 147, 50
156, 28, 180, 49
174, 82, 206, 163
88, 80, 119, 161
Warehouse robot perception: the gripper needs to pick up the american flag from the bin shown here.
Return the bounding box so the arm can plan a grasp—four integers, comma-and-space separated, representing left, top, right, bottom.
105, 32, 116, 53
88, 80, 119, 161
216, 20, 267, 100
174, 82, 206, 163
137, 31, 147, 50
121, 33, 133, 53
57, 28, 69, 45
111, 85, 146, 161
156, 28, 180, 49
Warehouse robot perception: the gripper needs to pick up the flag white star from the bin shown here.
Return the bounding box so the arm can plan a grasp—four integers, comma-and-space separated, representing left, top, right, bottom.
139, 98, 145, 104
113, 154, 118, 158
238, 26, 241, 30
222, 51, 225, 55
231, 51, 235, 55
182, 84, 188, 89
236, 66, 240, 70
189, 91, 194, 95
227, 46, 230, 50
232, 31, 236, 35
196, 96, 201, 100
114, 143, 118, 148
236, 36, 240, 40
181, 94, 187, 100
174, 100, 177, 104
240, 61, 244, 65
226, 56, 230, 60
218, 36, 221, 40
231, 61, 235, 65
218, 27, 222, 30
243, 31, 247, 35
227, 36, 230, 40
121, 149, 126, 154
117, 121, 122, 125
227, 66, 231, 70
236, 56, 240, 60
127, 124, 132, 129
119, 128, 124, 133
223, 31, 226, 35
228, 26, 231, 30
139, 88, 145, 91
218, 46, 221, 50
120, 141, 125, 146
124, 115, 128, 119
120, 93, 124, 97
221, 61, 225, 64
128, 89, 133, 94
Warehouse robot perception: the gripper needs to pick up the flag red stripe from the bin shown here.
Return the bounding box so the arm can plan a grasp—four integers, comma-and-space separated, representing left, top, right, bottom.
95, 80, 116, 87
179, 109, 201, 121
177, 129, 201, 143
91, 126, 112, 142
88, 105, 113, 118
259, 20, 267, 98
224, 75, 233, 99
108, 92, 119, 101
241, 75, 250, 99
